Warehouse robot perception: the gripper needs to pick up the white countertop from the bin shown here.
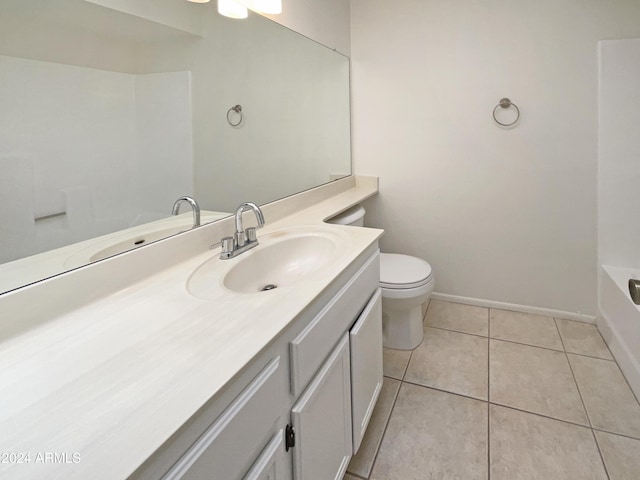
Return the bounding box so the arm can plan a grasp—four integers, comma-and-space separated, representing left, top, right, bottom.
0, 178, 381, 480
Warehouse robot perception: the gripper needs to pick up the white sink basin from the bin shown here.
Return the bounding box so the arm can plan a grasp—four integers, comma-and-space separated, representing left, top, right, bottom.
188, 227, 348, 297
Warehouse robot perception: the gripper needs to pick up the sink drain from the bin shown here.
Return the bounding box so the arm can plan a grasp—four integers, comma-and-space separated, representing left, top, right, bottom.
260, 284, 278, 292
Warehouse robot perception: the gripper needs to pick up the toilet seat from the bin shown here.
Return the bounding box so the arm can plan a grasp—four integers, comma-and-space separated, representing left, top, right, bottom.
379, 253, 433, 290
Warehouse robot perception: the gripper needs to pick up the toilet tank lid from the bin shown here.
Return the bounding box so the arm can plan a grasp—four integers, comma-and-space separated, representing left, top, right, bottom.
380, 253, 432, 287
327, 205, 365, 225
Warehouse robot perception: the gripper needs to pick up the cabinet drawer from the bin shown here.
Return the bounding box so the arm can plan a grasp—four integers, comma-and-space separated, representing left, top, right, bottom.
289, 250, 380, 396
162, 357, 285, 480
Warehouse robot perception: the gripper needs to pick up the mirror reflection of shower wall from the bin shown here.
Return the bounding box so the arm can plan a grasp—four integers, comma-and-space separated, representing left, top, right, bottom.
0, 58, 193, 263
0, 0, 351, 293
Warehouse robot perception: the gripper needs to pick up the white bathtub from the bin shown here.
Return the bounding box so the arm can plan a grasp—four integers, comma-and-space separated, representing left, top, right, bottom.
598, 265, 640, 398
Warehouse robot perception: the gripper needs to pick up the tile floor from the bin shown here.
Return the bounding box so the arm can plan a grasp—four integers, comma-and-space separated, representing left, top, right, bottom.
344, 299, 640, 480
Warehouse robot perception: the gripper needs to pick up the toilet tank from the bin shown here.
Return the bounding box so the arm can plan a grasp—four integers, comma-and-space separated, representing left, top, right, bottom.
327, 205, 365, 227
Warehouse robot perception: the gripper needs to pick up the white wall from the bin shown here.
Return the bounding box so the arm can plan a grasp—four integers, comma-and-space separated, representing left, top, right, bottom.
351, 0, 640, 316
598, 39, 640, 270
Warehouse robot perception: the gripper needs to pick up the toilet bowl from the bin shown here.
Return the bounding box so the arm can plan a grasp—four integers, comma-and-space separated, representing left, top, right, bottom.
380, 253, 434, 349
328, 205, 435, 350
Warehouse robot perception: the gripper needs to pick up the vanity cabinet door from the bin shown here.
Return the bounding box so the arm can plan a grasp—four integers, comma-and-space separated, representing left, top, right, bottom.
243, 430, 289, 480
350, 288, 383, 454
162, 358, 286, 480
291, 335, 352, 480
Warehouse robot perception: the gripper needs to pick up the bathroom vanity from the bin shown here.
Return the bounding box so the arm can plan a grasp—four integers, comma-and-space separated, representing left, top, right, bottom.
0, 177, 383, 480
138, 245, 382, 480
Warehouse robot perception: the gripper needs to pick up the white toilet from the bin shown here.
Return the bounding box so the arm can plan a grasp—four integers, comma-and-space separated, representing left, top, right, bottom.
328, 205, 434, 349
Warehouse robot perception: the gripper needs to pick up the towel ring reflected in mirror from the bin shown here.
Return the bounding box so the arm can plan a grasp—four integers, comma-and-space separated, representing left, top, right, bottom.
227, 104, 243, 126
492, 98, 520, 127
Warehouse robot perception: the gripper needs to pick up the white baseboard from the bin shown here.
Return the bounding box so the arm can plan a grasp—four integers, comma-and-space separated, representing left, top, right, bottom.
430, 292, 597, 324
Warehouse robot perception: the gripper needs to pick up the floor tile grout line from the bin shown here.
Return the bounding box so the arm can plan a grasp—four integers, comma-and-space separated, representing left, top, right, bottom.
487, 305, 491, 480
591, 428, 612, 480
564, 351, 616, 362
553, 316, 568, 354
487, 401, 491, 480
402, 380, 488, 403
564, 352, 593, 429
555, 316, 617, 362
401, 349, 413, 381
555, 317, 611, 480
594, 345, 640, 407
490, 400, 640, 441
588, 348, 640, 420
489, 401, 591, 430
400, 370, 640, 440
489, 336, 564, 353
553, 318, 593, 429
390, 380, 492, 476
562, 348, 640, 409
425, 324, 488, 339
426, 299, 490, 338
619, 366, 640, 407
592, 426, 640, 442
427, 324, 616, 361
364, 380, 403, 480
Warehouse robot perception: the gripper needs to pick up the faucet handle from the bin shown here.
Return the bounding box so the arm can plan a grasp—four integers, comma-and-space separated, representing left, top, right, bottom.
246, 227, 257, 242
221, 236, 235, 255
235, 230, 247, 247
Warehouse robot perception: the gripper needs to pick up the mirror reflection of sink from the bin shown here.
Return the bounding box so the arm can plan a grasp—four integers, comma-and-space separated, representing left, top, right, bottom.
63, 226, 189, 268
88, 226, 188, 262
188, 227, 347, 297
62, 211, 230, 269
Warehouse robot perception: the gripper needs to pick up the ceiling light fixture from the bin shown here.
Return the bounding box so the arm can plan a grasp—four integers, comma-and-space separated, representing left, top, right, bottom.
188, 0, 282, 19
217, 0, 248, 19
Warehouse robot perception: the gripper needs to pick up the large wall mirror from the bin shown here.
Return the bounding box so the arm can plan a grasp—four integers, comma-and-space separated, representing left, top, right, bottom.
0, 0, 351, 295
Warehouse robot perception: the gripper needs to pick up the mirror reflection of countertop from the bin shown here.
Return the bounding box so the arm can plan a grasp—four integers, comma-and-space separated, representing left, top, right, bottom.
0, 177, 381, 480
0, 211, 230, 294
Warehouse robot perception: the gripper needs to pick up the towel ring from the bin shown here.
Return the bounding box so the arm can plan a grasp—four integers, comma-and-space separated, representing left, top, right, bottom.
492, 98, 520, 127
227, 105, 243, 127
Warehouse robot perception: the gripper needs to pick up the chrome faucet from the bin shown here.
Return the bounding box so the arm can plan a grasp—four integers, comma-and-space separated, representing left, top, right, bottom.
172, 196, 201, 228
220, 202, 265, 259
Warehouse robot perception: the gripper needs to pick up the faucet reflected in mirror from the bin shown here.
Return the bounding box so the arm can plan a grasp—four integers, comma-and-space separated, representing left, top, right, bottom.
0, 1, 351, 295
172, 197, 201, 229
